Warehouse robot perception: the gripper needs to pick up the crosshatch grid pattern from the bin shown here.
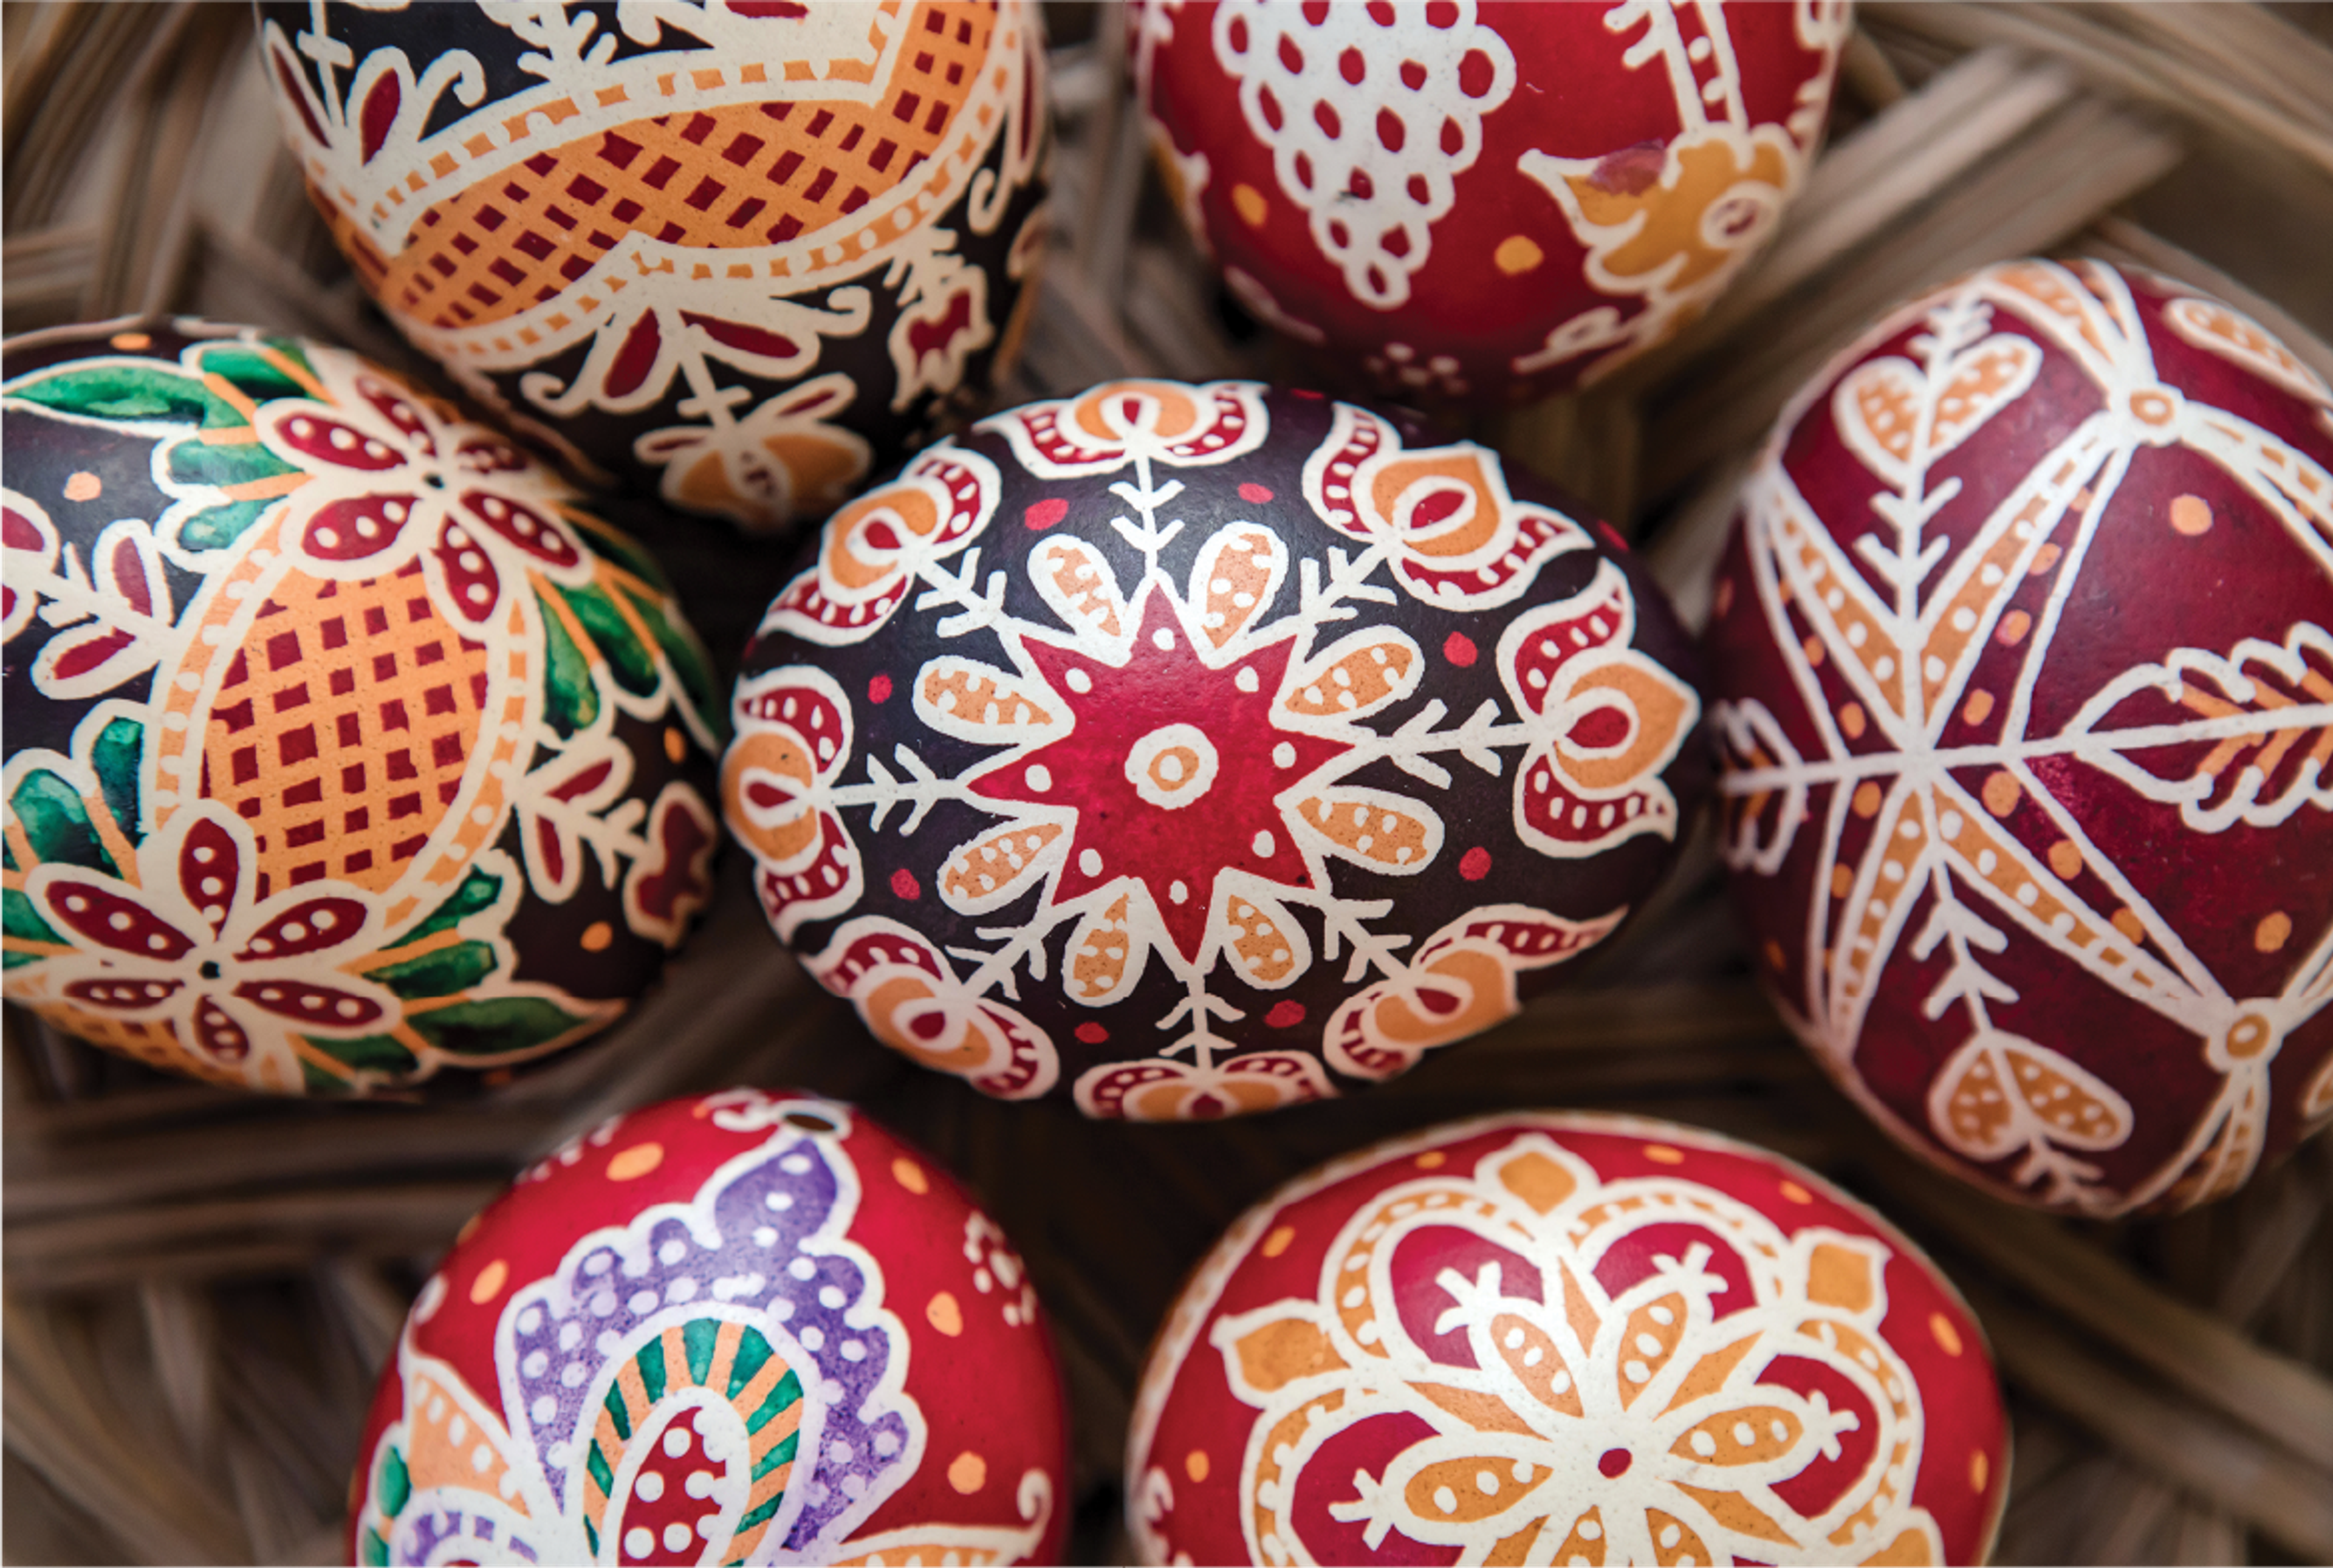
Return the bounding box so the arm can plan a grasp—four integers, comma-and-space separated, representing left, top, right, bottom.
199, 561, 493, 899
357, 1, 999, 332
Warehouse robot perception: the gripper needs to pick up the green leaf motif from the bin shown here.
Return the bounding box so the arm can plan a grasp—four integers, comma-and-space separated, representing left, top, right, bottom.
626, 584, 727, 744
166, 439, 300, 491
540, 592, 601, 739
91, 717, 144, 842
4, 888, 62, 967
370, 939, 498, 1000
307, 1033, 422, 1078
10, 365, 235, 428
399, 865, 504, 947
173, 498, 275, 554
562, 581, 660, 698
410, 996, 601, 1058
8, 770, 115, 874
191, 342, 313, 405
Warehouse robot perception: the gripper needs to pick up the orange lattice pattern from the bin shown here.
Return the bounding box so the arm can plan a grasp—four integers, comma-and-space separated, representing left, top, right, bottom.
371, 0, 998, 330
201, 561, 492, 898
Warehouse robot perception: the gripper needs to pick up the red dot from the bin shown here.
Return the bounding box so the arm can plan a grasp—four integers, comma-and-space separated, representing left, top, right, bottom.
868, 673, 893, 704
1443, 632, 1476, 666
889, 869, 920, 900
1459, 847, 1492, 881
1290, 387, 1326, 400
1238, 482, 1275, 505
1597, 520, 1631, 553
1024, 497, 1068, 530
1265, 1000, 1306, 1029
1598, 1448, 1632, 1479
1074, 1022, 1109, 1045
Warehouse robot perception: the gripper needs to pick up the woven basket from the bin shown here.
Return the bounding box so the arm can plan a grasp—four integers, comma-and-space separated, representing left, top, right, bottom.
6, 4, 2333, 1563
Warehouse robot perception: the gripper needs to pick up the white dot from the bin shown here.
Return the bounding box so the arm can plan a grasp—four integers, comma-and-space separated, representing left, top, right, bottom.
625, 1527, 653, 1558
662, 1524, 691, 1552
664, 1427, 693, 1459
1252, 830, 1275, 858
1152, 628, 1175, 650
685, 1470, 715, 1499
1273, 742, 1296, 768
1025, 764, 1052, 792
1079, 849, 1102, 876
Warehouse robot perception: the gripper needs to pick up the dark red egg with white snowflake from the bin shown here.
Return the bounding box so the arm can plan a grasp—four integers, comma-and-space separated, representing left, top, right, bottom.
1135, 1, 1848, 403
4, 318, 720, 1096
1705, 258, 2333, 1214
348, 1088, 1069, 1567
723, 379, 1707, 1118
1126, 1111, 2009, 1566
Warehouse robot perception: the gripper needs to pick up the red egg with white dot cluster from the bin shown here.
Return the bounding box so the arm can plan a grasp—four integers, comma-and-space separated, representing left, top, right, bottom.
348, 1089, 1068, 1566
721, 379, 1707, 1119
1705, 258, 2333, 1215
1127, 1111, 2009, 1566
1136, 1, 1849, 403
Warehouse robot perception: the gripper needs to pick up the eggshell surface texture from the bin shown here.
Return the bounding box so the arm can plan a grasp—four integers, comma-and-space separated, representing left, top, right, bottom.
1705, 259, 2333, 1214
2, 320, 723, 1096
1135, 1, 1847, 403
724, 380, 1706, 1118
1126, 1112, 2008, 1566
258, 0, 1049, 534
348, 1089, 1069, 1567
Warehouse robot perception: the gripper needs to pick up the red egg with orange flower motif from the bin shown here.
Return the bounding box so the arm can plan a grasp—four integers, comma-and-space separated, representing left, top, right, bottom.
1127, 1112, 2009, 1566
348, 1088, 1069, 1567
722, 379, 1707, 1118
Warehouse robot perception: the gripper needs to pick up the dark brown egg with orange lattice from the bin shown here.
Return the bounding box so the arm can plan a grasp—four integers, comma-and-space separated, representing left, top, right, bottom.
4, 320, 722, 1095
257, 1, 1049, 535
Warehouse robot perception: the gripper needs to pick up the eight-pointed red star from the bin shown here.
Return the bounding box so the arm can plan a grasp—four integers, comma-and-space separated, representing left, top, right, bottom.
967, 586, 1351, 962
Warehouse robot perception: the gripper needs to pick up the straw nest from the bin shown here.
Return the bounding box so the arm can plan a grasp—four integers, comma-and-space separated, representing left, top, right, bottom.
5, 4, 2332, 1563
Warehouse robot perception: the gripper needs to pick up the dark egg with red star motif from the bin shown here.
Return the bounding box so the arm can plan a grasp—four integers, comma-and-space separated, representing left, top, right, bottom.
722, 380, 1709, 1119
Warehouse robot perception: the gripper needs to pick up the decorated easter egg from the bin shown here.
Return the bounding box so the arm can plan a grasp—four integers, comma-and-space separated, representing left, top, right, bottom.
1127, 1112, 2009, 1567
349, 1088, 1069, 1567
257, 0, 1049, 534
722, 379, 1707, 1118
1135, 1, 1847, 403
2, 319, 722, 1096
1705, 258, 2333, 1214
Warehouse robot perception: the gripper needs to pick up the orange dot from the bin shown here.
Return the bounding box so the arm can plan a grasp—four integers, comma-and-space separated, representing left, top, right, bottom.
1643, 1145, 1686, 1165
1185, 1449, 1211, 1484
2028, 543, 2062, 575
1232, 183, 1268, 227
1261, 1224, 1296, 1259
1414, 1151, 1446, 1169
580, 922, 613, 952
947, 1451, 987, 1494
1839, 703, 1866, 739
1961, 690, 1995, 727
1970, 1449, 1989, 1493
1493, 235, 1544, 275
455, 1211, 484, 1244
892, 1157, 930, 1194
63, 471, 102, 502
108, 332, 151, 351
1779, 1180, 1814, 1205
469, 1259, 509, 1305
1981, 772, 2020, 818
663, 726, 687, 763
1995, 610, 2032, 647
1930, 1311, 1964, 1357
926, 1291, 964, 1337
607, 1142, 663, 1181
1801, 635, 1826, 668
2256, 912, 2292, 953
1713, 578, 1735, 617
2170, 495, 2213, 536
1851, 781, 1883, 818
2111, 908, 2145, 942
1764, 939, 1787, 972
2047, 840, 2083, 879
1830, 867, 1854, 899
